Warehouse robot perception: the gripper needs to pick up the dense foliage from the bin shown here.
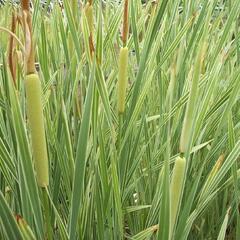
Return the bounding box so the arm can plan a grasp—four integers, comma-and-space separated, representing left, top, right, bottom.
0, 0, 240, 239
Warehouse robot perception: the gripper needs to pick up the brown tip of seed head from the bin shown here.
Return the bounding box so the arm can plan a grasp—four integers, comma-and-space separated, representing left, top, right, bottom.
21, 0, 30, 11
122, 0, 129, 46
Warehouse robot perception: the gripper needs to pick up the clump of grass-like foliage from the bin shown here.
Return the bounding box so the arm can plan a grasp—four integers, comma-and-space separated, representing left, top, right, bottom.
0, 0, 240, 239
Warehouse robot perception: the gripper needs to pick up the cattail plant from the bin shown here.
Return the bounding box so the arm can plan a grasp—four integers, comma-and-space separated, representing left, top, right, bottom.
21, 0, 49, 188
1, 0, 240, 239
170, 156, 186, 237
117, 0, 129, 114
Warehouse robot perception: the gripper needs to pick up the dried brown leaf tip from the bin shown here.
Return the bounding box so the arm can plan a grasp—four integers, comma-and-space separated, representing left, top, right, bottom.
152, 224, 159, 233
215, 154, 224, 171
15, 214, 23, 223
89, 34, 95, 57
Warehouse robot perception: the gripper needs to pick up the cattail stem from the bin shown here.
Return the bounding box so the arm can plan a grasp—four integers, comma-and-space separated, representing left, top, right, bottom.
0, 27, 24, 50
22, 10, 35, 74
42, 188, 52, 239
8, 12, 17, 86
21, 1, 50, 238
117, 47, 128, 114
25, 73, 49, 187
117, 114, 123, 151
122, 0, 129, 46
170, 156, 186, 237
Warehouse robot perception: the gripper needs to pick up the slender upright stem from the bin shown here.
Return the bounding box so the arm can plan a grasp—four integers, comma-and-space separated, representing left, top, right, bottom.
122, 0, 129, 46
42, 188, 52, 239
